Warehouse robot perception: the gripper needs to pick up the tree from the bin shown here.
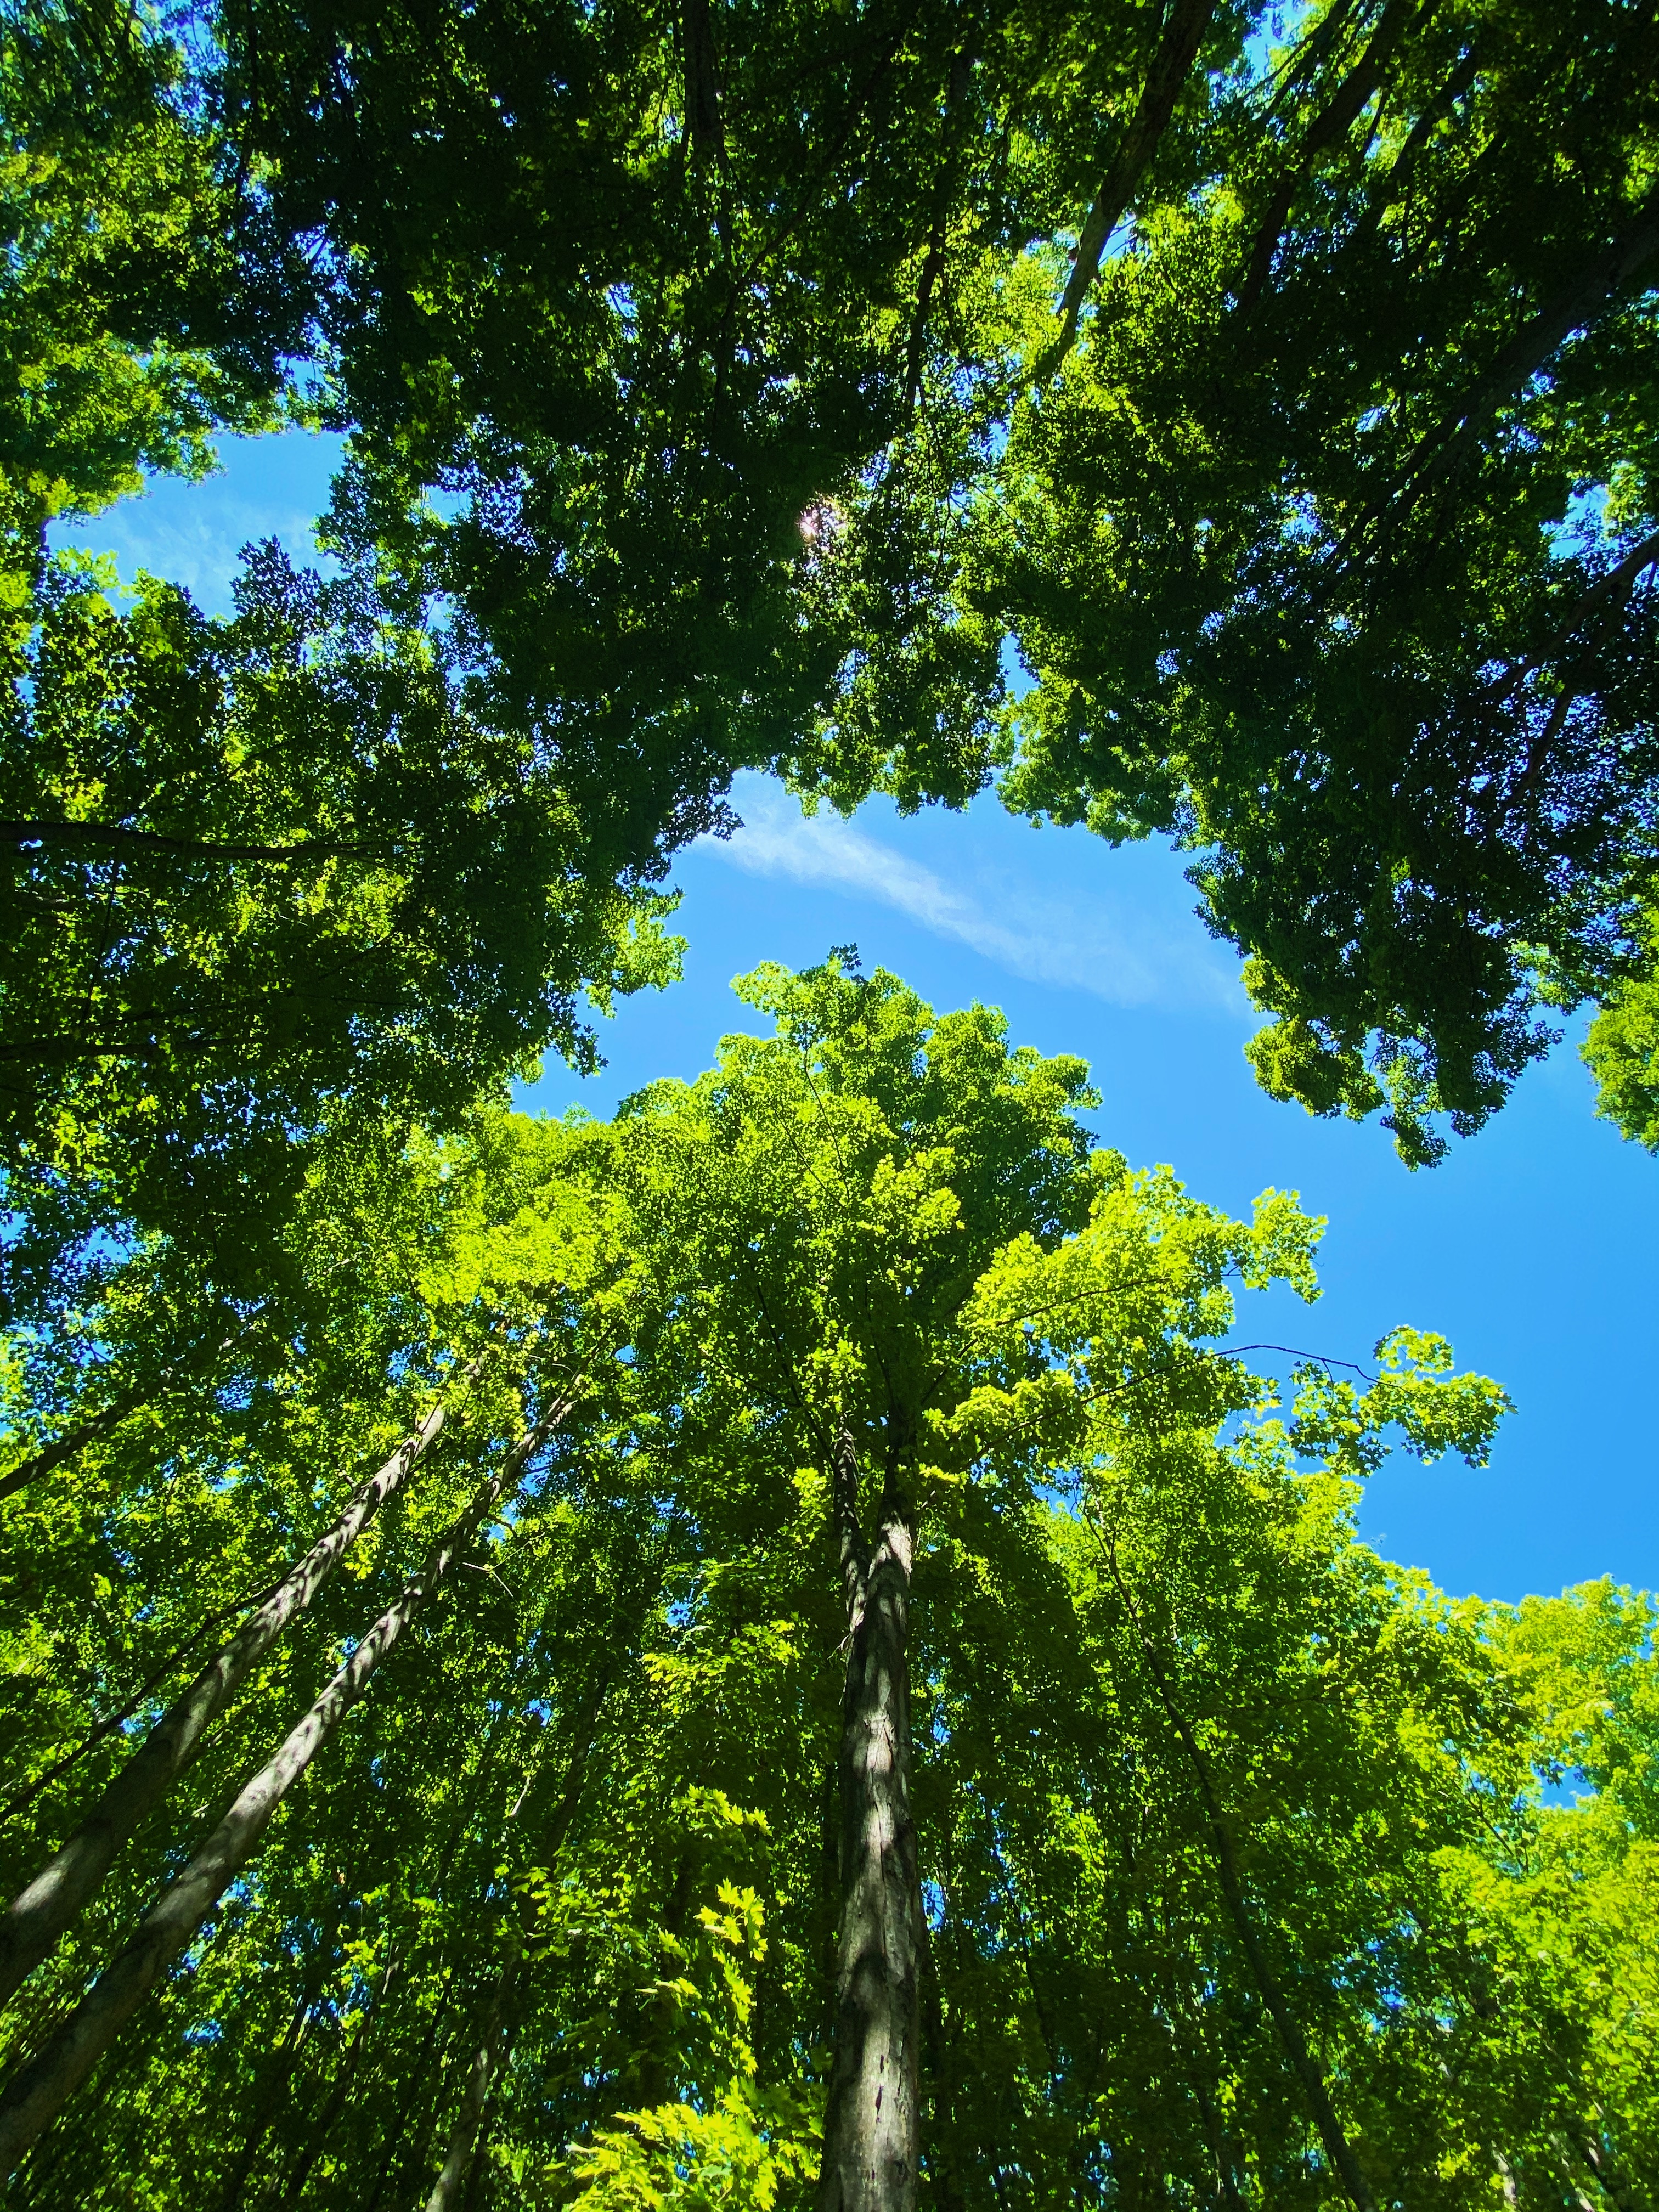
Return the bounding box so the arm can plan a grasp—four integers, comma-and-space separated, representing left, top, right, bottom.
0, 0, 307, 619
202, 0, 1659, 1164
2, 545, 680, 1323
956, 0, 1659, 1162
12, 0, 1659, 1215
4, 960, 1656, 2209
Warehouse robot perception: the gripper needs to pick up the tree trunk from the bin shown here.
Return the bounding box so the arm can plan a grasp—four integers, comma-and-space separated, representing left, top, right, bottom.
424, 1960, 520, 2212
0, 1393, 458, 2010
0, 1398, 568, 2170
0, 1313, 264, 1504
917, 1907, 967, 2212
1189, 2062, 1248, 2212
362, 1973, 458, 2212
0, 1382, 151, 1504
1364, 179, 1659, 537
419, 1566, 653, 2207
681, 0, 721, 157
1102, 1537, 1378, 2212
816, 1425, 922, 2212
1581, 2128, 1639, 2211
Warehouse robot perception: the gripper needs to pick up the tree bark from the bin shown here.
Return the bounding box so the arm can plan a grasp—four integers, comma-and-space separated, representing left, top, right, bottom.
0, 1397, 568, 2170
0, 1395, 455, 2010
1044, 0, 1220, 368
1102, 1537, 1378, 2212
424, 1960, 519, 2212
816, 1425, 922, 2212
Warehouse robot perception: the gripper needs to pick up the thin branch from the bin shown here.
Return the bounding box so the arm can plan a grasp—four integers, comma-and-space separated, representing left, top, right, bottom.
1237, 0, 1432, 311
0, 1570, 286, 1829
1356, 182, 1659, 545
1043, 0, 1220, 371
3, 820, 377, 862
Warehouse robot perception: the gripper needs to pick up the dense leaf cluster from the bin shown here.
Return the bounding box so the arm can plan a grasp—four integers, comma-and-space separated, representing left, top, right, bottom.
0, 966, 1650, 2208
5, 0, 1658, 1338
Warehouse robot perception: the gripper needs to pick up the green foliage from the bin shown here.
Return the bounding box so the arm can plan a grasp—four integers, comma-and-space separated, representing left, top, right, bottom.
0, 962, 1646, 2208
559, 2089, 820, 2212
0, 0, 307, 611
967, 0, 1659, 1160
1, 545, 681, 1319
5, 0, 1658, 1305
1583, 905, 1659, 1150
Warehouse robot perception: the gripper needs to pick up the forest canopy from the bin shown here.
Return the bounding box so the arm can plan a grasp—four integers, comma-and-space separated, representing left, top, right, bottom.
3, 0, 1657, 2205
3, 0, 1659, 1328
2, 957, 1653, 2212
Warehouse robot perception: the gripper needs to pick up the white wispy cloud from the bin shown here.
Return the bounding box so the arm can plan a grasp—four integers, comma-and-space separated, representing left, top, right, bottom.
704, 778, 1245, 1014
55, 498, 332, 615
48, 432, 346, 617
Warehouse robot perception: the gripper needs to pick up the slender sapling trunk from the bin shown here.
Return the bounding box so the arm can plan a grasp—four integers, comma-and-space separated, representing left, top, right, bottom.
423, 1960, 519, 2212
0, 1393, 456, 2008
419, 1564, 655, 2207
0, 1397, 569, 2170
1103, 1538, 1378, 2212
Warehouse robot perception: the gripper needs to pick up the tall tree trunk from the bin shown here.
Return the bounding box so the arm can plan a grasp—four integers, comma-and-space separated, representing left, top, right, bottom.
420, 1560, 657, 2208
0, 1390, 460, 2009
917, 1906, 967, 2212
423, 1960, 519, 2212
633, 1855, 693, 2112
1043, 0, 1220, 368
0, 1396, 570, 2170
680, 0, 722, 158
816, 1424, 922, 2212
1102, 1537, 1378, 2212
1186, 2054, 1248, 2212
362, 1973, 458, 2212
0, 1380, 151, 1505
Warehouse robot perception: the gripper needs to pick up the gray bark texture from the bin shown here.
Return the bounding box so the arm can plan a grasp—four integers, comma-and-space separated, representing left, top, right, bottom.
0, 1397, 453, 2012
816, 1425, 922, 2212
0, 1402, 564, 2174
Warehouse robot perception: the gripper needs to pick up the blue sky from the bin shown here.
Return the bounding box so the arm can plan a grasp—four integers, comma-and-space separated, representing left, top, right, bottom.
59, 431, 1659, 1608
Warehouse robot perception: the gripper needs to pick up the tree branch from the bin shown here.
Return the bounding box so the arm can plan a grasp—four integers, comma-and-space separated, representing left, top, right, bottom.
1237, 0, 1433, 311
1358, 183, 1659, 542
2, 820, 375, 862
1043, 0, 1220, 372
